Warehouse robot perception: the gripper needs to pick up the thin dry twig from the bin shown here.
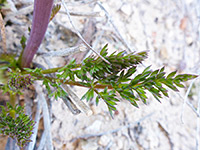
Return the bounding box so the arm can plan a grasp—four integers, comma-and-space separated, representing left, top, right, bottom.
157, 121, 174, 150
196, 83, 200, 150
196, 0, 200, 40
186, 100, 200, 117
5, 138, 20, 150
63, 0, 98, 5
35, 84, 53, 150
61, 94, 81, 115
61, 0, 110, 64
96, 1, 134, 53
37, 130, 47, 150
28, 86, 42, 150
61, 84, 93, 116
42, 57, 92, 116
83, 19, 109, 61
59, 10, 100, 17
39, 44, 87, 57
181, 78, 198, 123
0, 12, 7, 53
178, 91, 200, 119
105, 141, 113, 150
195, 1, 200, 149
196, 117, 200, 150
7, 0, 18, 12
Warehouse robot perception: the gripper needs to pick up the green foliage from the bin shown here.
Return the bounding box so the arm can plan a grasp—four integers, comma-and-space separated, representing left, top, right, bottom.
83, 44, 147, 81
0, 54, 21, 91
0, 44, 197, 147
0, 103, 35, 148
0, 0, 6, 4
17, 36, 27, 68
21, 45, 197, 115
20, 35, 27, 50
24, 67, 66, 100
0, 53, 18, 71
1, 45, 197, 116
97, 87, 119, 116
0, 0, 7, 8
50, 4, 61, 22
8, 73, 33, 90
0, 70, 33, 96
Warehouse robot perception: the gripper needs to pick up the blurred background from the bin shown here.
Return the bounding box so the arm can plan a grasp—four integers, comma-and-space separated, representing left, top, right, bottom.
1, 0, 200, 149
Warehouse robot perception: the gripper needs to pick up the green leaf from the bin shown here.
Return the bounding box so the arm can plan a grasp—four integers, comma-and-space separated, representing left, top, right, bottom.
106, 103, 116, 111
162, 80, 178, 91
174, 81, 185, 88
124, 67, 136, 78
50, 4, 61, 21
160, 66, 165, 72
175, 74, 198, 81
135, 88, 147, 104
142, 66, 151, 73
150, 69, 159, 77
167, 71, 177, 79
57, 65, 68, 72
96, 96, 100, 105
154, 82, 169, 97
100, 44, 108, 57
105, 100, 116, 106
20, 35, 26, 50
0, 103, 35, 148
81, 88, 94, 101
129, 98, 139, 108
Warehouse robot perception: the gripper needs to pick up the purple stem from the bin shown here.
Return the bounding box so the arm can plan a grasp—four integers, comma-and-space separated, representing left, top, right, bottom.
20, 0, 54, 68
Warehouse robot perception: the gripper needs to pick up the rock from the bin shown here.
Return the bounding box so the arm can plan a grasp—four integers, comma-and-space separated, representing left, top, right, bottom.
85, 120, 102, 133
120, 4, 132, 16
80, 139, 99, 150
98, 135, 111, 146
116, 138, 123, 149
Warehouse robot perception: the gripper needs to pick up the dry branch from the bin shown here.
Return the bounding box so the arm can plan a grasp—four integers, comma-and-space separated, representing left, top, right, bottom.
61, 0, 110, 64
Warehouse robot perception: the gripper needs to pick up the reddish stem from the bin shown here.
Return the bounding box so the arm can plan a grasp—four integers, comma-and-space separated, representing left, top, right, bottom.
20, 0, 54, 68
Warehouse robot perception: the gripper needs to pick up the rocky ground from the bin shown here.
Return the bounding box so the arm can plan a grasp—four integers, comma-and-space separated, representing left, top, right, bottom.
0, 0, 200, 150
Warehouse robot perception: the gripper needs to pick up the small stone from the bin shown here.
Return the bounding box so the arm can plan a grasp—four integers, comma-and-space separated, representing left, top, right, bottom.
117, 138, 123, 149
186, 36, 193, 46
98, 135, 110, 146
81, 140, 99, 150
159, 46, 168, 59
120, 4, 132, 16
85, 120, 102, 133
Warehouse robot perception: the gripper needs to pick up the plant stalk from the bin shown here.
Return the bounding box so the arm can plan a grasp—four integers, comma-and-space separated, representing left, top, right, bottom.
19, 0, 54, 68
9, 92, 16, 107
